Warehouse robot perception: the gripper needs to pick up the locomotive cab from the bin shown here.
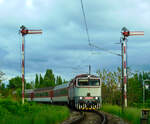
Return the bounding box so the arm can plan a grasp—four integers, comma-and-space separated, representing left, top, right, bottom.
71, 74, 101, 110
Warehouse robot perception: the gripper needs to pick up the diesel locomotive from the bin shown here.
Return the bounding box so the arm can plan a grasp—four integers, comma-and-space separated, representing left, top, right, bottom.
25, 74, 102, 110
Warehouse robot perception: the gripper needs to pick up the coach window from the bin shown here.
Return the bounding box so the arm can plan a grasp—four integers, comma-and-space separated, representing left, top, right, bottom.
35, 93, 40, 97
44, 92, 48, 96
54, 90, 58, 97
61, 89, 67, 95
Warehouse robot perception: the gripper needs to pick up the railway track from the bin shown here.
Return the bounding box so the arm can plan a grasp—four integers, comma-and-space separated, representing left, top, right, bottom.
62, 108, 106, 124
78, 110, 106, 124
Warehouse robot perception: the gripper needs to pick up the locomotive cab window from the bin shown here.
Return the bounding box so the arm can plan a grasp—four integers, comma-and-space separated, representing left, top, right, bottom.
78, 79, 100, 86
78, 79, 88, 86
89, 79, 100, 86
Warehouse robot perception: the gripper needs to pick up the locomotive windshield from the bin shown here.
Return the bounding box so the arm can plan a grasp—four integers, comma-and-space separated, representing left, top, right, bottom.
78, 79, 100, 86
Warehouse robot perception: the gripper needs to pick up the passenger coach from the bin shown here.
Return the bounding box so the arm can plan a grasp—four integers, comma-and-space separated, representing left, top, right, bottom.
25, 74, 101, 110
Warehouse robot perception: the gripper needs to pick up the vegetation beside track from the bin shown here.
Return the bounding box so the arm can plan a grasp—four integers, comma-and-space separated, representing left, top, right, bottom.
0, 98, 70, 124
100, 104, 141, 124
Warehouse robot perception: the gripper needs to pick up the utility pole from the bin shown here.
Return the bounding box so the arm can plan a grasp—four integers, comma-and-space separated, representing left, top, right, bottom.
121, 40, 124, 112
121, 27, 144, 108
89, 65, 91, 75
20, 25, 42, 104
143, 80, 150, 105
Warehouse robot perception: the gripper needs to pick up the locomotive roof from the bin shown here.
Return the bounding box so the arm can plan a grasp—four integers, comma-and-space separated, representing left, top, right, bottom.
75, 74, 98, 79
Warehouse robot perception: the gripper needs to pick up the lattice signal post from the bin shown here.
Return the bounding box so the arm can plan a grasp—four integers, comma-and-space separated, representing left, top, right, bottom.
121, 27, 144, 108
20, 25, 42, 104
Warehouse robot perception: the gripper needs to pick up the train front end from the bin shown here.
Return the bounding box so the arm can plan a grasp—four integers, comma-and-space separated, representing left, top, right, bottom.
74, 75, 101, 110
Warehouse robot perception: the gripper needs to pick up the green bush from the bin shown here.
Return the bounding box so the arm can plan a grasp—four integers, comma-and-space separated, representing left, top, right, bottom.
0, 99, 69, 124
100, 104, 141, 124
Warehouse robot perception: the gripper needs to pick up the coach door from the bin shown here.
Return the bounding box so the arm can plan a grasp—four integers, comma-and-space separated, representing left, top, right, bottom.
31, 93, 34, 101
49, 90, 53, 102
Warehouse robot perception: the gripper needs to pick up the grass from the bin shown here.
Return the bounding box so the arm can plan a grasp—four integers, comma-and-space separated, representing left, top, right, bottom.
0, 98, 70, 124
100, 104, 142, 124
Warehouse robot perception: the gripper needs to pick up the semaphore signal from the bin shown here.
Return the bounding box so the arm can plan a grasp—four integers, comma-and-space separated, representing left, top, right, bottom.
19, 25, 42, 104
20, 25, 42, 36
120, 27, 144, 110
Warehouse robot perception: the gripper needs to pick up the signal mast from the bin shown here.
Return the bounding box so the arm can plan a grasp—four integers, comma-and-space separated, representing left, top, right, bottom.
121, 27, 144, 109
20, 25, 42, 104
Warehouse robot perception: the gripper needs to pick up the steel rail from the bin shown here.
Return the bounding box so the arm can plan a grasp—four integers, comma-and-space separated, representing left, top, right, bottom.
93, 110, 107, 124
61, 110, 85, 124
62, 108, 107, 124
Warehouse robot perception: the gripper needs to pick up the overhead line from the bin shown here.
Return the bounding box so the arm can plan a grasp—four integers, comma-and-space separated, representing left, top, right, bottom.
80, 0, 91, 45
80, 0, 121, 57
89, 43, 121, 56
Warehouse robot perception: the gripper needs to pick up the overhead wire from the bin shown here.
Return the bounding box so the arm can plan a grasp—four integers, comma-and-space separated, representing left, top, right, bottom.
80, 0, 91, 45
89, 43, 121, 56
80, 0, 121, 57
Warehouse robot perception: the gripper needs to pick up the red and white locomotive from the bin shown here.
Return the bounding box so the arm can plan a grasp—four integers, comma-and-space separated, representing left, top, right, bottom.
25, 74, 101, 110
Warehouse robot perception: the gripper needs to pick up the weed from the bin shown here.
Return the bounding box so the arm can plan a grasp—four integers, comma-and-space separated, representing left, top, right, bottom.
100, 104, 141, 124
0, 99, 69, 124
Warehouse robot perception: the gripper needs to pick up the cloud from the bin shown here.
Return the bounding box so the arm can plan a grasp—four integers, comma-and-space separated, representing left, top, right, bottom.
0, 0, 3, 4
26, 0, 33, 8
0, 0, 150, 82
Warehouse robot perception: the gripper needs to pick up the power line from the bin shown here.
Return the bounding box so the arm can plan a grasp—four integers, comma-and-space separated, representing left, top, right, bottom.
80, 0, 91, 45
89, 43, 121, 56
80, 0, 121, 57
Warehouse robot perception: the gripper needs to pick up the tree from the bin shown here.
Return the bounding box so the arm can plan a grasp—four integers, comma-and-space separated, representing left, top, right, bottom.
30, 81, 35, 88
0, 83, 5, 90
7, 76, 23, 89
56, 76, 63, 85
39, 74, 44, 88
97, 68, 122, 105
26, 82, 33, 89
43, 69, 55, 87
0, 71, 5, 86
35, 74, 39, 88
127, 73, 143, 106
63, 79, 68, 84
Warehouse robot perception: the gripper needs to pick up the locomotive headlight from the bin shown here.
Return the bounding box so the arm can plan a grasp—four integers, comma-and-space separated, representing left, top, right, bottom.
95, 97, 98, 100
80, 97, 83, 100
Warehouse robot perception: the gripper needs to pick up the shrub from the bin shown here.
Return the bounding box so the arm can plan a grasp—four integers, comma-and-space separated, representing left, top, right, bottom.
101, 104, 141, 124
0, 99, 69, 124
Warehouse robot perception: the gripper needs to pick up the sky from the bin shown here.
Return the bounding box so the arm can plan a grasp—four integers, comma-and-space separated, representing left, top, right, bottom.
0, 0, 150, 82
